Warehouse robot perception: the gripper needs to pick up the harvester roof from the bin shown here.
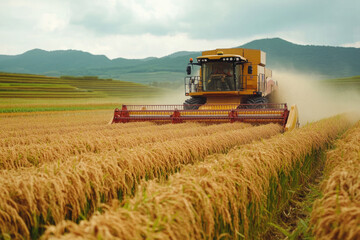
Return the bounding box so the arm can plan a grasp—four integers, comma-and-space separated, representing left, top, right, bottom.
197, 53, 247, 63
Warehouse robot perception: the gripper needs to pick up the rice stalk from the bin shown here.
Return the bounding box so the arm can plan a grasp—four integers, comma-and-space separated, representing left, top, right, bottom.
310, 121, 360, 240
41, 115, 351, 240
0, 123, 281, 239
0, 122, 250, 169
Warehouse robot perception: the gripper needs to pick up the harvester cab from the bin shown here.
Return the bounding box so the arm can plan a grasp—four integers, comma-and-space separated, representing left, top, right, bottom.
111, 48, 299, 131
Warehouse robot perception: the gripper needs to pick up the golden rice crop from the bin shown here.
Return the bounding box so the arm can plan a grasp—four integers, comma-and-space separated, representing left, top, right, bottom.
0, 110, 152, 142
41, 115, 351, 240
0, 110, 110, 133
0, 121, 251, 169
310, 121, 360, 240
0, 110, 153, 139
0, 121, 154, 146
0, 123, 281, 239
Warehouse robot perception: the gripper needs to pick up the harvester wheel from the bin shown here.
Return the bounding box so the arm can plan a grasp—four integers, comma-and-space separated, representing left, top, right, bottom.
244, 96, 268, 109
183, 97, 206, 110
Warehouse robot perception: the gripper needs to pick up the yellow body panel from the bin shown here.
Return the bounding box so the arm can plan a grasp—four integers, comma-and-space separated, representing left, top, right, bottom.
189, 47, 272, 103
199, 96, 242, 109
285, 105, 299, 131
202, 48, 266, 66
197, 54, 246, 61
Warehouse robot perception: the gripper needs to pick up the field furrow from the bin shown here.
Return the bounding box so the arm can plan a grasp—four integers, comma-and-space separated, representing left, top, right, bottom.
310, 121, 360, 240
41, 115, 351, 240
0, 124, 282, 239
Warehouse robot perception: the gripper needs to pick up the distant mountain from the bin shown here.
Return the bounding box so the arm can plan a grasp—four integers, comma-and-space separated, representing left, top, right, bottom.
165, 51, 199, 58
0, 38, 359, 83
241, 38, 360, 78
0, 49, 111, 75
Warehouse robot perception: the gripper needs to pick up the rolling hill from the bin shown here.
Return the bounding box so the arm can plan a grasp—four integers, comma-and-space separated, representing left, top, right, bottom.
241, 38, 360, 78
0, 38, 359, 85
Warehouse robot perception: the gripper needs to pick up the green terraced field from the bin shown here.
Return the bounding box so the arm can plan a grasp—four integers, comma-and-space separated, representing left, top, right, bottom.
321, 75, 360, 92
0, 73, 162, 98
0, 72, 165, 112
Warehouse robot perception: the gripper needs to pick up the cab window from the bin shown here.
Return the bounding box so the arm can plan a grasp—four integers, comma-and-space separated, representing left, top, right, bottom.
202, 62, 235, 91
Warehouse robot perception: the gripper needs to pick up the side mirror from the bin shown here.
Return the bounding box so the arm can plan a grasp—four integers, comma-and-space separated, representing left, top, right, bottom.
186, 65, 192, 75
248, 66, 253, 74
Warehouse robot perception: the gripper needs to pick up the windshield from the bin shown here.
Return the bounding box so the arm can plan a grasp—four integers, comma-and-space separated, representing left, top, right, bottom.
202, 62, 235, 91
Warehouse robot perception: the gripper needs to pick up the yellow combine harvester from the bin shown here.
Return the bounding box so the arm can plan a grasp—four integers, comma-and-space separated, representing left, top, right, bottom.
111, 48, 299, 131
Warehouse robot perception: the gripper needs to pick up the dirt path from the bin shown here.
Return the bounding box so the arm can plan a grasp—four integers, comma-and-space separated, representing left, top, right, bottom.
265, 153, 325, 240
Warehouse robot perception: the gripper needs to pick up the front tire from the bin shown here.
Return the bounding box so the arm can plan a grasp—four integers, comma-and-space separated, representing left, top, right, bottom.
245, 96, 269, 109
183, 97, 206, 110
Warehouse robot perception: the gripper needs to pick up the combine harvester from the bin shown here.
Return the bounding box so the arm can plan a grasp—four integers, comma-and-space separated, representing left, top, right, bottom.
111, 48, 299, 131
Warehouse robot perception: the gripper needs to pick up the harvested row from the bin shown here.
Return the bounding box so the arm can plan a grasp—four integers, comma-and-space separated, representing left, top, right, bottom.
0, 110, 110, 131
311, 121, 360, 240
0, 122, 251, 169
0, 120, 154, 140
0, 120, 245, 147
42, 115, 351, 240
0, 122, 153, 147
0, 124, 282, 239
0, 110, 137, 139
0, 120, 200, 147
0, 111, 128, 139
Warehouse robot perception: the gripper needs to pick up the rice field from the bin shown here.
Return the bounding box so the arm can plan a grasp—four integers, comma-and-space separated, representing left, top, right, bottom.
311, 121, 360, 240
0, 109, 359, 240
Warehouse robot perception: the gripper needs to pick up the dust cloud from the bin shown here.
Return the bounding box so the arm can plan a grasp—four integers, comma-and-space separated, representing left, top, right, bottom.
273, 70, 360, 125
151, 86, 188, 105
150, 67, 200, 105
144, 70, 360, 125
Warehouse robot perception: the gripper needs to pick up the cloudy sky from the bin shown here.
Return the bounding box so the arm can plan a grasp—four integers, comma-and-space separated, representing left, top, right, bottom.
0, 0, 359, 59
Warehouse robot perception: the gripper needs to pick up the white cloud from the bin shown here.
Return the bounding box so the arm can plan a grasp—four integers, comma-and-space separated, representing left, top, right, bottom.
37, 13, 69, 32
126, 0, 179, 22
341, 41, 360, 48
40, 33, 250, 59
0, 0, 359, 58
